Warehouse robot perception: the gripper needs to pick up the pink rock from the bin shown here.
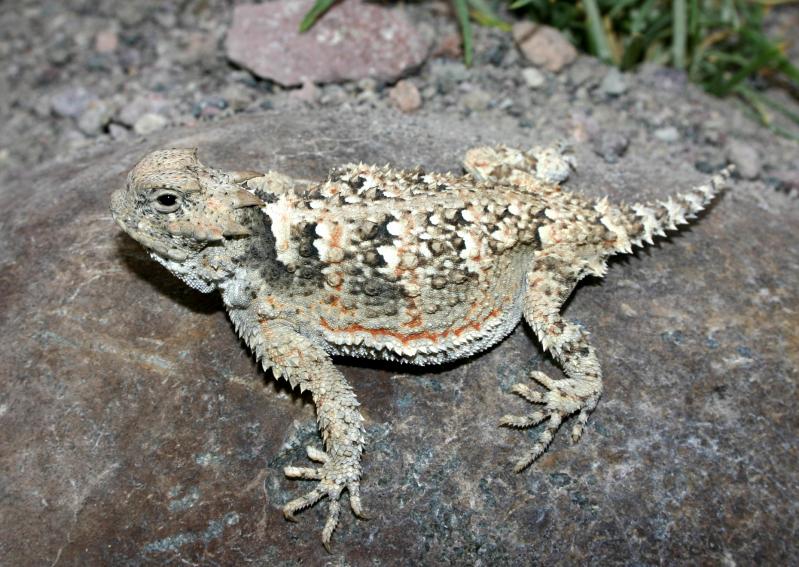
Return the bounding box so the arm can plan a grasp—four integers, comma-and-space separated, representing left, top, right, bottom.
512, 22, 577, 72
389, 80, 422, 113
225, 0, 431, 86
95, 30, 118, 53
291, 81, 320, 104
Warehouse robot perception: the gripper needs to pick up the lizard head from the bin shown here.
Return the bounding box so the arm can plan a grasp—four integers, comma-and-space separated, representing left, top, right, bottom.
111, 148, 264, 292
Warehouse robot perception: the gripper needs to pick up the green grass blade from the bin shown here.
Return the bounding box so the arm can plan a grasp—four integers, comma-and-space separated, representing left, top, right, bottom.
672, 0, 687, 68
584, 0, 614, 63
299, 0, 337, 33
621, 33, 646, 70
739, 84, 799, 124
711, 48, 776, 96
740, 27, 799, 84
607, 0, 640, 20
468, 0, 512, 31
453, 0, 474, 66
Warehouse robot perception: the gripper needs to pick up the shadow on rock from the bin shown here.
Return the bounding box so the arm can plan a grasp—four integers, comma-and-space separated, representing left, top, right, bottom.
113, 232, 222, 315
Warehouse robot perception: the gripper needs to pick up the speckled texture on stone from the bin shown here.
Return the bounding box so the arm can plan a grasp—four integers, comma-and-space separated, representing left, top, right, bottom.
225, 0, 431, 86
1, 108, 797, 565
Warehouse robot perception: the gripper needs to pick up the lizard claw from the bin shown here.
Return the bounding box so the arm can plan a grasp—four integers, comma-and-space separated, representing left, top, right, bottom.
282, 446, 365, 551
500, 371, 595, 471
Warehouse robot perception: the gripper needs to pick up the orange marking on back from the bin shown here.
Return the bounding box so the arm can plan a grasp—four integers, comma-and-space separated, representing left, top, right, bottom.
320, 307, 503, 345
330, 224, 342, 247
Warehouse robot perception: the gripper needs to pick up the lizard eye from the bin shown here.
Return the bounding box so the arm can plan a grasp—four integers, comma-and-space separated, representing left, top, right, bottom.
152, 189, 182, 213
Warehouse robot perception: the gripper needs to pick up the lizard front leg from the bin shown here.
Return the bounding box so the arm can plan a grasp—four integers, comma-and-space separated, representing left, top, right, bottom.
501, 250, 603, 471
229, 308, 367, 550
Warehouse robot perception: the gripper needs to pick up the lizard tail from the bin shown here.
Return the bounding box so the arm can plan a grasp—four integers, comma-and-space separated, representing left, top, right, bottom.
596, 166, 734, 255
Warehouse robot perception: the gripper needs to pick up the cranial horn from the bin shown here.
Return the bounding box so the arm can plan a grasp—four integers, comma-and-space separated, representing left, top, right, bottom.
220, 219, 252, 237
230, 170, 265, 183
229, 188, 265, 209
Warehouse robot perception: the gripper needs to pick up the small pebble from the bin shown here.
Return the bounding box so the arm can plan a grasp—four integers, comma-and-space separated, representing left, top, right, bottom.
461, 89, 491, 112
50, 87, 96, 119
725, 139, 761, 180
593, 131, 629, 163
77, 100, 113, 136
521, 67, 546, 89
291, 82, 320, 104
94, 30, 118, 53
389, 80, 422, 113
512, 22, 577, 72
599, 68, 627, 96
108, 123, 130, 140
433, 33, 462, 59
117, 95, 169, 127
191, 97, 228, 119
133, 113, 168, 135
654, 126, 680, 143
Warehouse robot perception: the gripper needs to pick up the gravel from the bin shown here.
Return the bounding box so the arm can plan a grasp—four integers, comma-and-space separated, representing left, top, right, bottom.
0, 0, 796, 187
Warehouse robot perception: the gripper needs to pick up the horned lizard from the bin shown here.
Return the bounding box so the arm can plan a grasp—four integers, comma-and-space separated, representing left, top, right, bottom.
110, 145, 731, 549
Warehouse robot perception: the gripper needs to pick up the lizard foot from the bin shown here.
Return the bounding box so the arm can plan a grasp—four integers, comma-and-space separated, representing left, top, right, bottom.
499, 371, 596, 472
283, 445, 366, 551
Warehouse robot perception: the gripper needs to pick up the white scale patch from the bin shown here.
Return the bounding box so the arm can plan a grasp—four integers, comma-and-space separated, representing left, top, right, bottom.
264, 195, 298, 266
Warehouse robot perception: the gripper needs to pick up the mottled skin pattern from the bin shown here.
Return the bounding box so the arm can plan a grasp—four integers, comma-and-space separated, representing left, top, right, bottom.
110, 146, 731, 549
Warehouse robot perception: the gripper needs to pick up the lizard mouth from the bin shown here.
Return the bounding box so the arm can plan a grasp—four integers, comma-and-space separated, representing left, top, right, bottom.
110, 189, 129, 231
149, 250, 216, 293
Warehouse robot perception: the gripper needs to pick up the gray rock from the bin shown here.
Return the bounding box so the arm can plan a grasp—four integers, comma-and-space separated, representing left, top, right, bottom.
133, 112, 169, 135
654, 126, 681, 143
50, 86, 97, 119
319, 84, 348, 106
430, 60, 470, 94
599, 68, 628, 96
1, 109, 797, 565
512, 22, 577, 72
592, 130, 629, 163
568, 57, 601, 87
191, 97, 229, 119
461, 88, 492, 112
107, 123, 130, 141
118, 95, 170, 127
725, 139, 761, 179
77, 100, 113, 136
356, 78, 378, 93
225, 0, 431, 86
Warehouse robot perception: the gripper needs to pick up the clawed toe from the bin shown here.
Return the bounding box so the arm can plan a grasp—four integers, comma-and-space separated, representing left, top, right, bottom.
282, 486, 326, 522
281, 445, 366, 550
499, 410, 547, 428
501, 370, 594, 471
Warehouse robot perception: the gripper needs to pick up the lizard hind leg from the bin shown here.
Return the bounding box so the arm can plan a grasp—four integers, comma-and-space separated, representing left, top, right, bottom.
500, 254, 603, 471
462, 143, 574, 186
462, 145, 536, 182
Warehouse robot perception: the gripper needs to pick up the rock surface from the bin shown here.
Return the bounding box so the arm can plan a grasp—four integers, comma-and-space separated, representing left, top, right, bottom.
225, 0, 431, 86
1, 108, 798, 565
